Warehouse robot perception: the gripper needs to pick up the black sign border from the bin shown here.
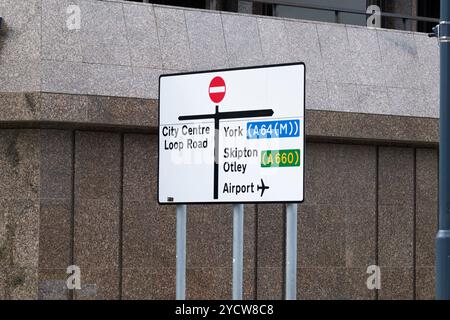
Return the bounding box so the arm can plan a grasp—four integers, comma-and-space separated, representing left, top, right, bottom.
158, 62, 306, 205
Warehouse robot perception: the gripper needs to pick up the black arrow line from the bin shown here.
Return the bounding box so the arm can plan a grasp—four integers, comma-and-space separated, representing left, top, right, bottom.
178, 106, 274, 200
178, 108, 274, 121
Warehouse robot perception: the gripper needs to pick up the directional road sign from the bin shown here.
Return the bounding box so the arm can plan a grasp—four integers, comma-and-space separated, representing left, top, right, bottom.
158, 63, 305, 204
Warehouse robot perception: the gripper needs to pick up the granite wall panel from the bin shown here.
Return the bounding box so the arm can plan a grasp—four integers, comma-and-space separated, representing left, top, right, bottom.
0, 0, 41, 92
297, 143, 376, 300
38, 130, 73, 300
186, 204, 255, 300
256, 204, 284, 300
0, 130, 40, 299
73, 131, 121, 299
415, 148, 438, 300
122, 134, 176, 299
378, 147, 415, 300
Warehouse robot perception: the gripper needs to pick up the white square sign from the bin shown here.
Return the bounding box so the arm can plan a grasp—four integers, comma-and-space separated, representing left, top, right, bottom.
158, 63, 305, 204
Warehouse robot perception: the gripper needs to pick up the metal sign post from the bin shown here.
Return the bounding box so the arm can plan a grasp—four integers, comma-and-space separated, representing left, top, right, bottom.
285, 203, 298, 300
436, 0, 450, 300
176, 204, 187, 300
232, 204, 244, 300
159, 63, 305, 299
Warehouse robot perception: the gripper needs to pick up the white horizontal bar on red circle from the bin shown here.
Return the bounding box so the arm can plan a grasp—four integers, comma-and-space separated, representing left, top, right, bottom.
209, 86, 226, 93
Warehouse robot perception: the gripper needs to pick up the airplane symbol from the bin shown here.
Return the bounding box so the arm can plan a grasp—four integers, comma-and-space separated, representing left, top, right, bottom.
257, 179, 269, 197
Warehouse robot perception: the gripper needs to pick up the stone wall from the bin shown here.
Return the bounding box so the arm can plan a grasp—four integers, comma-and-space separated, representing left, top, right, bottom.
0, 126, 438, 300
0, 0, 440, 299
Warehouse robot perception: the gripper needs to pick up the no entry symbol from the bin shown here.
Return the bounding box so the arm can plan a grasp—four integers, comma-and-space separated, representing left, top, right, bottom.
209, 76, 226, 104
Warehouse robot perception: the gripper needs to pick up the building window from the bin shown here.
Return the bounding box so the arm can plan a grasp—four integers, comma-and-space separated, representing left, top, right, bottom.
125, 0, 439, 33
125, 0, 206, 10
272, 0, 368, 26
417, 0, 439, 33
270, 0, 439, 33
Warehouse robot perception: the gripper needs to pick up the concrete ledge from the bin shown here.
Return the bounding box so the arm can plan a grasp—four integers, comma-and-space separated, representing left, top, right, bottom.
0, 92, 438, 146
307, 110, 438, 147
0, 92, 157, 130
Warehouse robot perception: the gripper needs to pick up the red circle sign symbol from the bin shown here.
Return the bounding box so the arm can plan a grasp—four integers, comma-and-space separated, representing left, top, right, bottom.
209, 76, 226, 104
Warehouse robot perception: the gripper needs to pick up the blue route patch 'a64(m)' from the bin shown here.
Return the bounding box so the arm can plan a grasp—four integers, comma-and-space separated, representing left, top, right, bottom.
246, 119, 300, 139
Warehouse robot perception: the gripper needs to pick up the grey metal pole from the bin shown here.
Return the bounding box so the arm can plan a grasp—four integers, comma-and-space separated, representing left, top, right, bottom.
232, 204, 244, 300
285, 203, 297, 300
176, 205, 187, 300
437, 0, 450, 300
